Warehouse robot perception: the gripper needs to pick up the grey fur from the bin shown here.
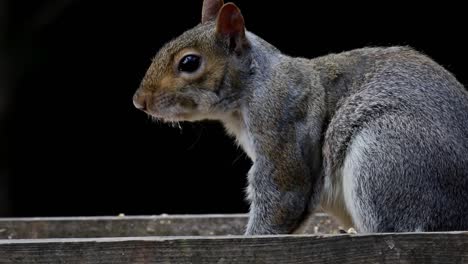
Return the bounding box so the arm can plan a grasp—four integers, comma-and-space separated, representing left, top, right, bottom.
134, 2, 468, 234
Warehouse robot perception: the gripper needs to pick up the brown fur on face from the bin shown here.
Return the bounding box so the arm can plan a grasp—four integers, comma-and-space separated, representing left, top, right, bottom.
133, 1, 250, 123
133, 23, 235, 122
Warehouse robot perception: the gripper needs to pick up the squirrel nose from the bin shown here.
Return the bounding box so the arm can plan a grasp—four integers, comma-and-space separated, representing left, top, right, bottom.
133, 92, 148, 111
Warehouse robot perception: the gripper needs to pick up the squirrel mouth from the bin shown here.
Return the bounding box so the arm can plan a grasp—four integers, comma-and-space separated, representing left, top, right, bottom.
146, 110, 191, 122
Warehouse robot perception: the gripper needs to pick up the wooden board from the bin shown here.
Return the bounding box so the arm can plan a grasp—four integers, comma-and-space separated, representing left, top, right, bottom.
1, 232, 468, 263
0, 213, 341, 239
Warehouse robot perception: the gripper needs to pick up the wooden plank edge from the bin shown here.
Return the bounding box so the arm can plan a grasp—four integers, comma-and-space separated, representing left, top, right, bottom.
0, 213, 252, 222
1, 231, 468, 244
1, 232, 468, 263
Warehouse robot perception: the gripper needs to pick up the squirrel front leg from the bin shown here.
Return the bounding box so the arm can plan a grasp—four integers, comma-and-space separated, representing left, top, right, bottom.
245, 148, 315, 235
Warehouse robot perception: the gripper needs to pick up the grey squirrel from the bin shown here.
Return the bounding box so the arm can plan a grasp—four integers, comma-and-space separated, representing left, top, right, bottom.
133, 0, 468, 234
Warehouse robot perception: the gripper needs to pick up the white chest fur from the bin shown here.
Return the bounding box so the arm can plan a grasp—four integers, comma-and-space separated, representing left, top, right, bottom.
221, 112, 256, 161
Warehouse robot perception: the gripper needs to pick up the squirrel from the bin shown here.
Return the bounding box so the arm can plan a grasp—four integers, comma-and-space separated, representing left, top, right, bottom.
133, 0, 468, 234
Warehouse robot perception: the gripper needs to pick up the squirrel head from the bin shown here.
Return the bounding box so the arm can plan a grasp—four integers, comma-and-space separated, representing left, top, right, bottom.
133, 0, 251, 122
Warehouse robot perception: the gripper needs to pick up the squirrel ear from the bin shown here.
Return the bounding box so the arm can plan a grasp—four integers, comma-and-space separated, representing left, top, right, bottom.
202, 0, 224, 24
216, 3, 247, 53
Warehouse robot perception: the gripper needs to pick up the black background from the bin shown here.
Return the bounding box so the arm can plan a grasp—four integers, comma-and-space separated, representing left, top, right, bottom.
2, 1, 467, 217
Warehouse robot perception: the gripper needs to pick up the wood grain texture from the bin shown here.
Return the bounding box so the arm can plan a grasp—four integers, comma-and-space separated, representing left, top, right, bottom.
0, 214, 340, 239
1, 232, 468, 263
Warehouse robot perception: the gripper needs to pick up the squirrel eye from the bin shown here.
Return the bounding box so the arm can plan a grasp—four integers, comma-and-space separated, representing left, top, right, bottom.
178, 55, 201, 73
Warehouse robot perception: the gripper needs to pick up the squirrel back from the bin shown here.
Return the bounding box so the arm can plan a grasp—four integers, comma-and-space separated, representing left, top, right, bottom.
133, 0, 468, 234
